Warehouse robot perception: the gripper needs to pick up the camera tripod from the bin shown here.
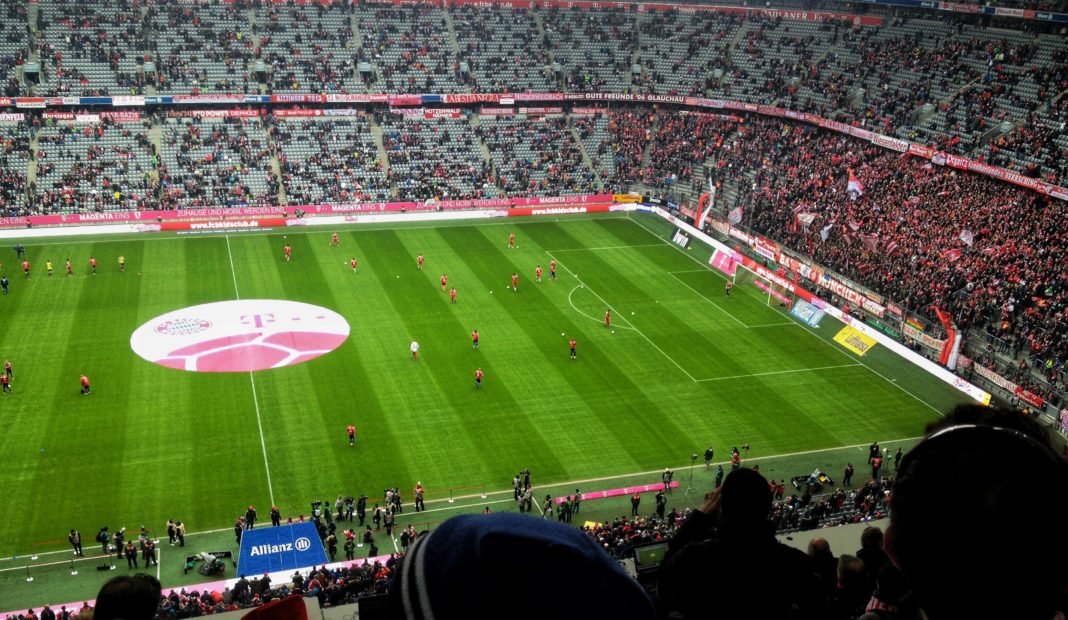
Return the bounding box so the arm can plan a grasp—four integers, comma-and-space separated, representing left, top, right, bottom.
684, 454, 698, 498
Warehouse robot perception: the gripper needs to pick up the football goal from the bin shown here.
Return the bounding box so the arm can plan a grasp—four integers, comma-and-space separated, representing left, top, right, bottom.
733, 263, 794, 309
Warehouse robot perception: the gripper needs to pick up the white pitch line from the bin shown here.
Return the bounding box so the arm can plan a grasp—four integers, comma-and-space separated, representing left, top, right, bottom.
547, 243, 669, 252
225, 235, 277, 507
547, 251, 697, 382
695, 363, 863, 383
10, 215, 628, 248
566, 285, 636, 331
667, 270, 748, 328
819, 337, 947, 418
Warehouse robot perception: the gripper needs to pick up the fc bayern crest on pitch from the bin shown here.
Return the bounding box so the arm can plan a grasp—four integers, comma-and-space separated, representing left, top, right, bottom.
131, 300, 350, 372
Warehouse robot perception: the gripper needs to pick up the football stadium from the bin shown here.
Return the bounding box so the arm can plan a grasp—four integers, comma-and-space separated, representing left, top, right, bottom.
0, 0, 1065, 618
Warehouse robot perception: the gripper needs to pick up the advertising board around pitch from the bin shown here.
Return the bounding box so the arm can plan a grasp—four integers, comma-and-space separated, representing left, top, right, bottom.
237, 522, 328, 575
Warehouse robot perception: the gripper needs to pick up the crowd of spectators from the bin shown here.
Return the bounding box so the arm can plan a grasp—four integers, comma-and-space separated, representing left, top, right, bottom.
617, 110, 1065, 406
257, 4, 357, 94
1, 3, 1066, 179
146, 2, 254, 95
452, 5, 554, 93
158, 117, 277, 209
634, 11, 738, 97
35, 0, 144, 98
271, 116, 391, 204
543, 7, 638, 93
0, 120, 31, 216
641, 111, 737, 190
162, 557, 399, 615
574, 109, 652, 188
0, 3, 27, 98
355, 6, 462, 94
33, 118, 155, 214
380, 113, 490, 201
476, 116, 596, 196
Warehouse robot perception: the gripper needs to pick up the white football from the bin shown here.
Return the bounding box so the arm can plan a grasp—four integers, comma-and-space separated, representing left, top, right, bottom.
561, 332, 564, 336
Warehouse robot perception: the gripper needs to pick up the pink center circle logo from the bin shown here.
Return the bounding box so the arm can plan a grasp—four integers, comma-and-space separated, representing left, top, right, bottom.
131, 300, 350, 372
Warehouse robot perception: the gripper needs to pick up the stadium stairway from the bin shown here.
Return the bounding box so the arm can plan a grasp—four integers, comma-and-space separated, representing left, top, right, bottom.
263, 125, 288, 206
442, 8, 463, 88
569, 122, 604, 192
367, 116, 394, 197
349, 9, 368, 93
468, 114, 503, 196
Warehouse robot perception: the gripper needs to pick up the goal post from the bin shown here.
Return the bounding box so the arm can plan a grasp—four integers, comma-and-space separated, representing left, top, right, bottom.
732, 263, 794, 309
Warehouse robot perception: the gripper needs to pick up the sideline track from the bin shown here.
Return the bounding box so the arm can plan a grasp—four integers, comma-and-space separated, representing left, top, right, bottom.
0, 434, 922, 568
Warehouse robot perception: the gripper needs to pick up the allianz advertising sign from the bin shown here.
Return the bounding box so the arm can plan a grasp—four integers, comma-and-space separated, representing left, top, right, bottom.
237, 522, 328, 575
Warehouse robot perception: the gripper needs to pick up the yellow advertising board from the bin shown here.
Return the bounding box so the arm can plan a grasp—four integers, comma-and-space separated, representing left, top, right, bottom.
834, 326, 878, 356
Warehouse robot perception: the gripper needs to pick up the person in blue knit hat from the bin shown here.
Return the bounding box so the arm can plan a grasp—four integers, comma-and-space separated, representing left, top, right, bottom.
388, 512, 654, 619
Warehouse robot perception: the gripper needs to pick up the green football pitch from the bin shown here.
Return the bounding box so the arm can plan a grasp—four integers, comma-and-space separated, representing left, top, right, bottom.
0, 212, 965, 560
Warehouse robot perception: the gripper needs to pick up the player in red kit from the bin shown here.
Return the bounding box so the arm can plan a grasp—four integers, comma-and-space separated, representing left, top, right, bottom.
569, 338, 577, 359
89, 257, 97, 274
66, 258, 73, 276
80, 375, 91, 395
347, 424, 357, 447
21, 260, 29, 278
283, 244, 292, 262
474, 367, 483, 389
4, 360, 12, 378
511, 272, 518, 292
508, 232, 516, 249
450, 287, 457, 304
417, 254, 424, 270
331, 233, 340, 246
550, 259, 557, 279
0, 373, 9, 394
471, 329, 479, 349
604, 309, 611, 328
535, 265, 542, 283
350, 258, 358, 272
440, 274, 448, 292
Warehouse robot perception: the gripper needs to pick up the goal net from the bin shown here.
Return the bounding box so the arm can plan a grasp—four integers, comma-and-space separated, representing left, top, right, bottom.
733, 263, 794, 309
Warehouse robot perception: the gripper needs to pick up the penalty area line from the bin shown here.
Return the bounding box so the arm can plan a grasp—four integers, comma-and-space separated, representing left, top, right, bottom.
695, 363, 863, 383
225, 235, 277, 507
547, 251, 698, 382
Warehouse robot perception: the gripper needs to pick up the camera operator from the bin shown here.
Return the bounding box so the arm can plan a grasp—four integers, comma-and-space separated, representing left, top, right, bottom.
662, 467, 674, 492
